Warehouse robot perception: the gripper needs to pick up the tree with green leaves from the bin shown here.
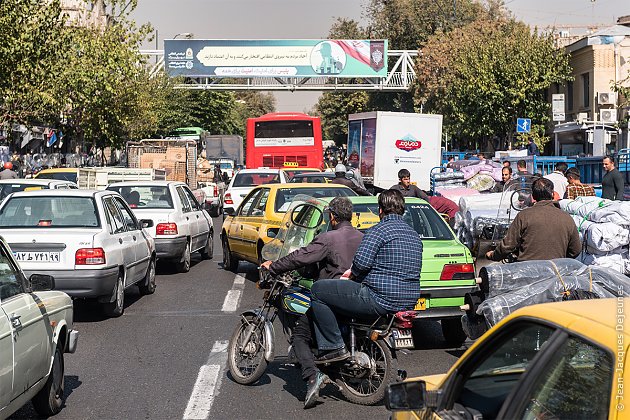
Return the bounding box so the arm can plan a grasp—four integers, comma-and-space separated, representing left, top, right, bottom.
415, 16, 572, 151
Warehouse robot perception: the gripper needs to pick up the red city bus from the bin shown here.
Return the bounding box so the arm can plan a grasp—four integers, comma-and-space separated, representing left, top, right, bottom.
245, 113, 323, 170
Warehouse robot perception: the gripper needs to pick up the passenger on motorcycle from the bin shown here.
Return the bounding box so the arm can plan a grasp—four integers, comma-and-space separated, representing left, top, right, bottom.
310, 189, 423, 362
260, 196, 363, 408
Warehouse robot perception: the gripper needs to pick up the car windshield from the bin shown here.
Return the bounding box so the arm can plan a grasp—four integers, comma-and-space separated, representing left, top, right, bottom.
232, 172, 280, 187
275, 187, 357, 213
107, 186, 173, 209
352, 202, 454, 240
290, 174, 332, 183
0, 183, 47, 200
36, 171, 77, 183
0, 196, 100, 228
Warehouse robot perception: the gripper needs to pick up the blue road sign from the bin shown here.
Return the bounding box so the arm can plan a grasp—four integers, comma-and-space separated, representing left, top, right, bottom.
516, 118, 531, 133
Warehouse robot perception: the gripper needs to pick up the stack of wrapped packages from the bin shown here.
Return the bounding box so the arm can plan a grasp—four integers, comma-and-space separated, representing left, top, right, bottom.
462, 258, 630, 339
454, 193, 511, 250
559, 196, 630, 274
433, 159, 504, 204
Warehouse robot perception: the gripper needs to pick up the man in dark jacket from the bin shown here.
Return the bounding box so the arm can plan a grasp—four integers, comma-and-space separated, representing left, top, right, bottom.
330, 164, 370, 196
486, 177, 580, 262
260, 196, 363, 409
602, 156, 624, 200
390, 168, 428, 199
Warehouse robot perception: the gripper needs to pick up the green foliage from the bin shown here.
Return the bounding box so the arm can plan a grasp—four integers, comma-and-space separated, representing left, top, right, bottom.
0, 0, 68, 128
415, 16, 572, 150
314, 92, 370, 144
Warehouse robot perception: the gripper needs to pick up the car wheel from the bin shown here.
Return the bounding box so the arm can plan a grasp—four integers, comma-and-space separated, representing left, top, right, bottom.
200, 233, 214, 260
441, 318, 467, 347
103, 273, 125, 317
32, 344, 64, 416
222, 236, 238, 272
176, 240, 192, 273
138, 257, 156, 295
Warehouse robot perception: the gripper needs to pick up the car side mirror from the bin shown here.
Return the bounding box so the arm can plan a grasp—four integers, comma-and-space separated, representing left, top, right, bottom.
30, 274, 55, 291
385, 380, 428, 411
224, 207, 235, 216
140, 219, 154, 228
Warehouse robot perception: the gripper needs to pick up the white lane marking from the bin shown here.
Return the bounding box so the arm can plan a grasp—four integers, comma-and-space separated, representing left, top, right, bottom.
183, 340, 229, 420
221, 273, 246, 312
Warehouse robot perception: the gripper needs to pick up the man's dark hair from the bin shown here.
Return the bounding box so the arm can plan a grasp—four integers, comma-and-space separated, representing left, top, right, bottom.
327, 196, 353, 222
517, 160, 527, 169
398, 168, 410, 179
380, 189, 405, 216
503, 166, 513, 174
532, 177, 554, 201
603, 155, 615, 165
565, 167, 581, 180
555, 162, 568, 173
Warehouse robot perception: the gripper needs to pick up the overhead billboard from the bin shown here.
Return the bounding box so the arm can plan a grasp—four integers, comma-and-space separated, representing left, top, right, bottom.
164, 39, 388, 78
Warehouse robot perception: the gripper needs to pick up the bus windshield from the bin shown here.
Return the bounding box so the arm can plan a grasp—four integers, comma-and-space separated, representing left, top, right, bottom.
254, 120, 314, 138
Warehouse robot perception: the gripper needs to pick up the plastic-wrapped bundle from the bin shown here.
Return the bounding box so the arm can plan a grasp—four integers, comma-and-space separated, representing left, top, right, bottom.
433, 171, 465, 181
472, 216, 511, 239
447, 160, 481, 170
588, 201, 630, 226
479, 258, 586, 298
464, 209, 501, 229
435, 187, 479, 206
466, 174, 496, 191
477, 263, 630, 326
572, 216, 630, 253
559, 196, 609, 218
578, 250, 629, 274
458, 193, 505, 215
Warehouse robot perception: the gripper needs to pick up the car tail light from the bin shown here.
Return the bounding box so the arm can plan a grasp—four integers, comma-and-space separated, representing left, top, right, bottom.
440, 263, 475, 280
224, 192, 233, 205
75, 248, 105, 265
213, 185, 218, 196
156, 223, 178, 235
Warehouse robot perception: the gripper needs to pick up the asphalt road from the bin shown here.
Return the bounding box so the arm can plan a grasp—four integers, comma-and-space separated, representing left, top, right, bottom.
10, 216, 469, 420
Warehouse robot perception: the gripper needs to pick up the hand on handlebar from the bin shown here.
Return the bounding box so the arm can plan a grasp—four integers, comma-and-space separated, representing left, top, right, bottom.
260, 260, 273, 271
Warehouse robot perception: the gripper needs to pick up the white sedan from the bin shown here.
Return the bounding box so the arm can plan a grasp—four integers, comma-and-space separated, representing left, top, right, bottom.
0, 179, 77, 201
223, 168, 288, 215
107, 181, 214, 272
0, 189, 156, 317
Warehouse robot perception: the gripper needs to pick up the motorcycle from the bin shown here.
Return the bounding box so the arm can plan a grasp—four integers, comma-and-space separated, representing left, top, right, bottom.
227, 197, 416, 405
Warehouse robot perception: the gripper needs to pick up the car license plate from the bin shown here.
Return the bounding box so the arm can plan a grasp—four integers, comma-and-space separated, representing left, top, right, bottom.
414, 297, 426, 311
13, 251, 60, 263
392, 328, 414, 349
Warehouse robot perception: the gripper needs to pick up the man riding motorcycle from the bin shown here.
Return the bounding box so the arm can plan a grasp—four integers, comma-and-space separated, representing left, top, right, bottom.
260, 196, 363, 408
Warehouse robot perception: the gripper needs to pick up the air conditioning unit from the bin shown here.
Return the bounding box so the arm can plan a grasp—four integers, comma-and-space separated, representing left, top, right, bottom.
577, 112, 589, 123
598, 91, 617, 106
600, 109, 618, 123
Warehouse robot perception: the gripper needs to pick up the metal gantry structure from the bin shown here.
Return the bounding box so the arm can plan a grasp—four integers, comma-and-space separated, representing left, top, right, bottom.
140, 49, 418, 92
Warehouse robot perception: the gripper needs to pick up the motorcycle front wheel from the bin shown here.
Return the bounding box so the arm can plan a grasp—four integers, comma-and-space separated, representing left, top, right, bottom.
227, 316, 269, 385
336, 337, 396, 405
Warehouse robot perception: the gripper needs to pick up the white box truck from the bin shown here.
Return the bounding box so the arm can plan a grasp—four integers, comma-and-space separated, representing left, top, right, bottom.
347, 111, 443, 191
77, 167, 166, 190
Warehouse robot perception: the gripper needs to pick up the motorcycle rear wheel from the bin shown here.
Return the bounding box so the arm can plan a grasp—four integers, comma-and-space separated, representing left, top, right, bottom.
336, 337, 396, 405
228, 317, 269, 385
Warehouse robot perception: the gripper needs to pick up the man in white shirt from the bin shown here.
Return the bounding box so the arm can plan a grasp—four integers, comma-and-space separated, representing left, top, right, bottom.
543, 162, 568, 200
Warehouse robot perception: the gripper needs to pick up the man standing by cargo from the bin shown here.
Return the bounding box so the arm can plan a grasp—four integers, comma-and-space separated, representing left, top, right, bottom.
331, 164, 370, 196
543, 162, 568, 199
564, 168, 596, 199
602, 156, 624, 200
486, 177, 580, 262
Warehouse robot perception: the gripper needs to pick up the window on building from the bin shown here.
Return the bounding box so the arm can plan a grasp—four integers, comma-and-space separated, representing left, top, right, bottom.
567, 81, 573, 111
582, 73, 590, 108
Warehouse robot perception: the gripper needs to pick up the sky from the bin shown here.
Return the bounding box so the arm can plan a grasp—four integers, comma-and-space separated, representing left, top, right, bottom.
131, 0, 626, 112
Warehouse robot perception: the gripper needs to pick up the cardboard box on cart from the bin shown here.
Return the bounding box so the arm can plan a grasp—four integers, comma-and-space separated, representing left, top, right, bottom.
347, 112, 443, 191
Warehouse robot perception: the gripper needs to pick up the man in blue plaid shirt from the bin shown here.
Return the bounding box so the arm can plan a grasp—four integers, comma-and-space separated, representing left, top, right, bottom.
309, 189, 423, 362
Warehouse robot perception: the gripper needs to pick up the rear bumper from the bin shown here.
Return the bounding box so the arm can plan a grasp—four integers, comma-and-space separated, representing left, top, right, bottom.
415, 285, 480, 320
23, 267, 119, 298
155, 236, 187, 259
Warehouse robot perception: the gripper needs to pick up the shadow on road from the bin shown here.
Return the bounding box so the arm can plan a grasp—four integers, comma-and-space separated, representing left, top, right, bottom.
8, 375, 82, 419
72, 287, 143, 323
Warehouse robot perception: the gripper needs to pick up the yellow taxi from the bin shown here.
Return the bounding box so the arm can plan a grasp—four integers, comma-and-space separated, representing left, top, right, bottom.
34, 167, 79, 183
386, 298, 630, 419
280, 163, 321, 180
220, 183, 357, 271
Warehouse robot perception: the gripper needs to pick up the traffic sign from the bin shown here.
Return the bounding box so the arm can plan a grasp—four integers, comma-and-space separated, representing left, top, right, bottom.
516, 118, 531, 133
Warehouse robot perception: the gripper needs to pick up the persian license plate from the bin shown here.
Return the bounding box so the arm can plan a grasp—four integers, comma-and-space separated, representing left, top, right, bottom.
414, 297, 426, 311
13, 251, 60, 263
392, 328, 414, 349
